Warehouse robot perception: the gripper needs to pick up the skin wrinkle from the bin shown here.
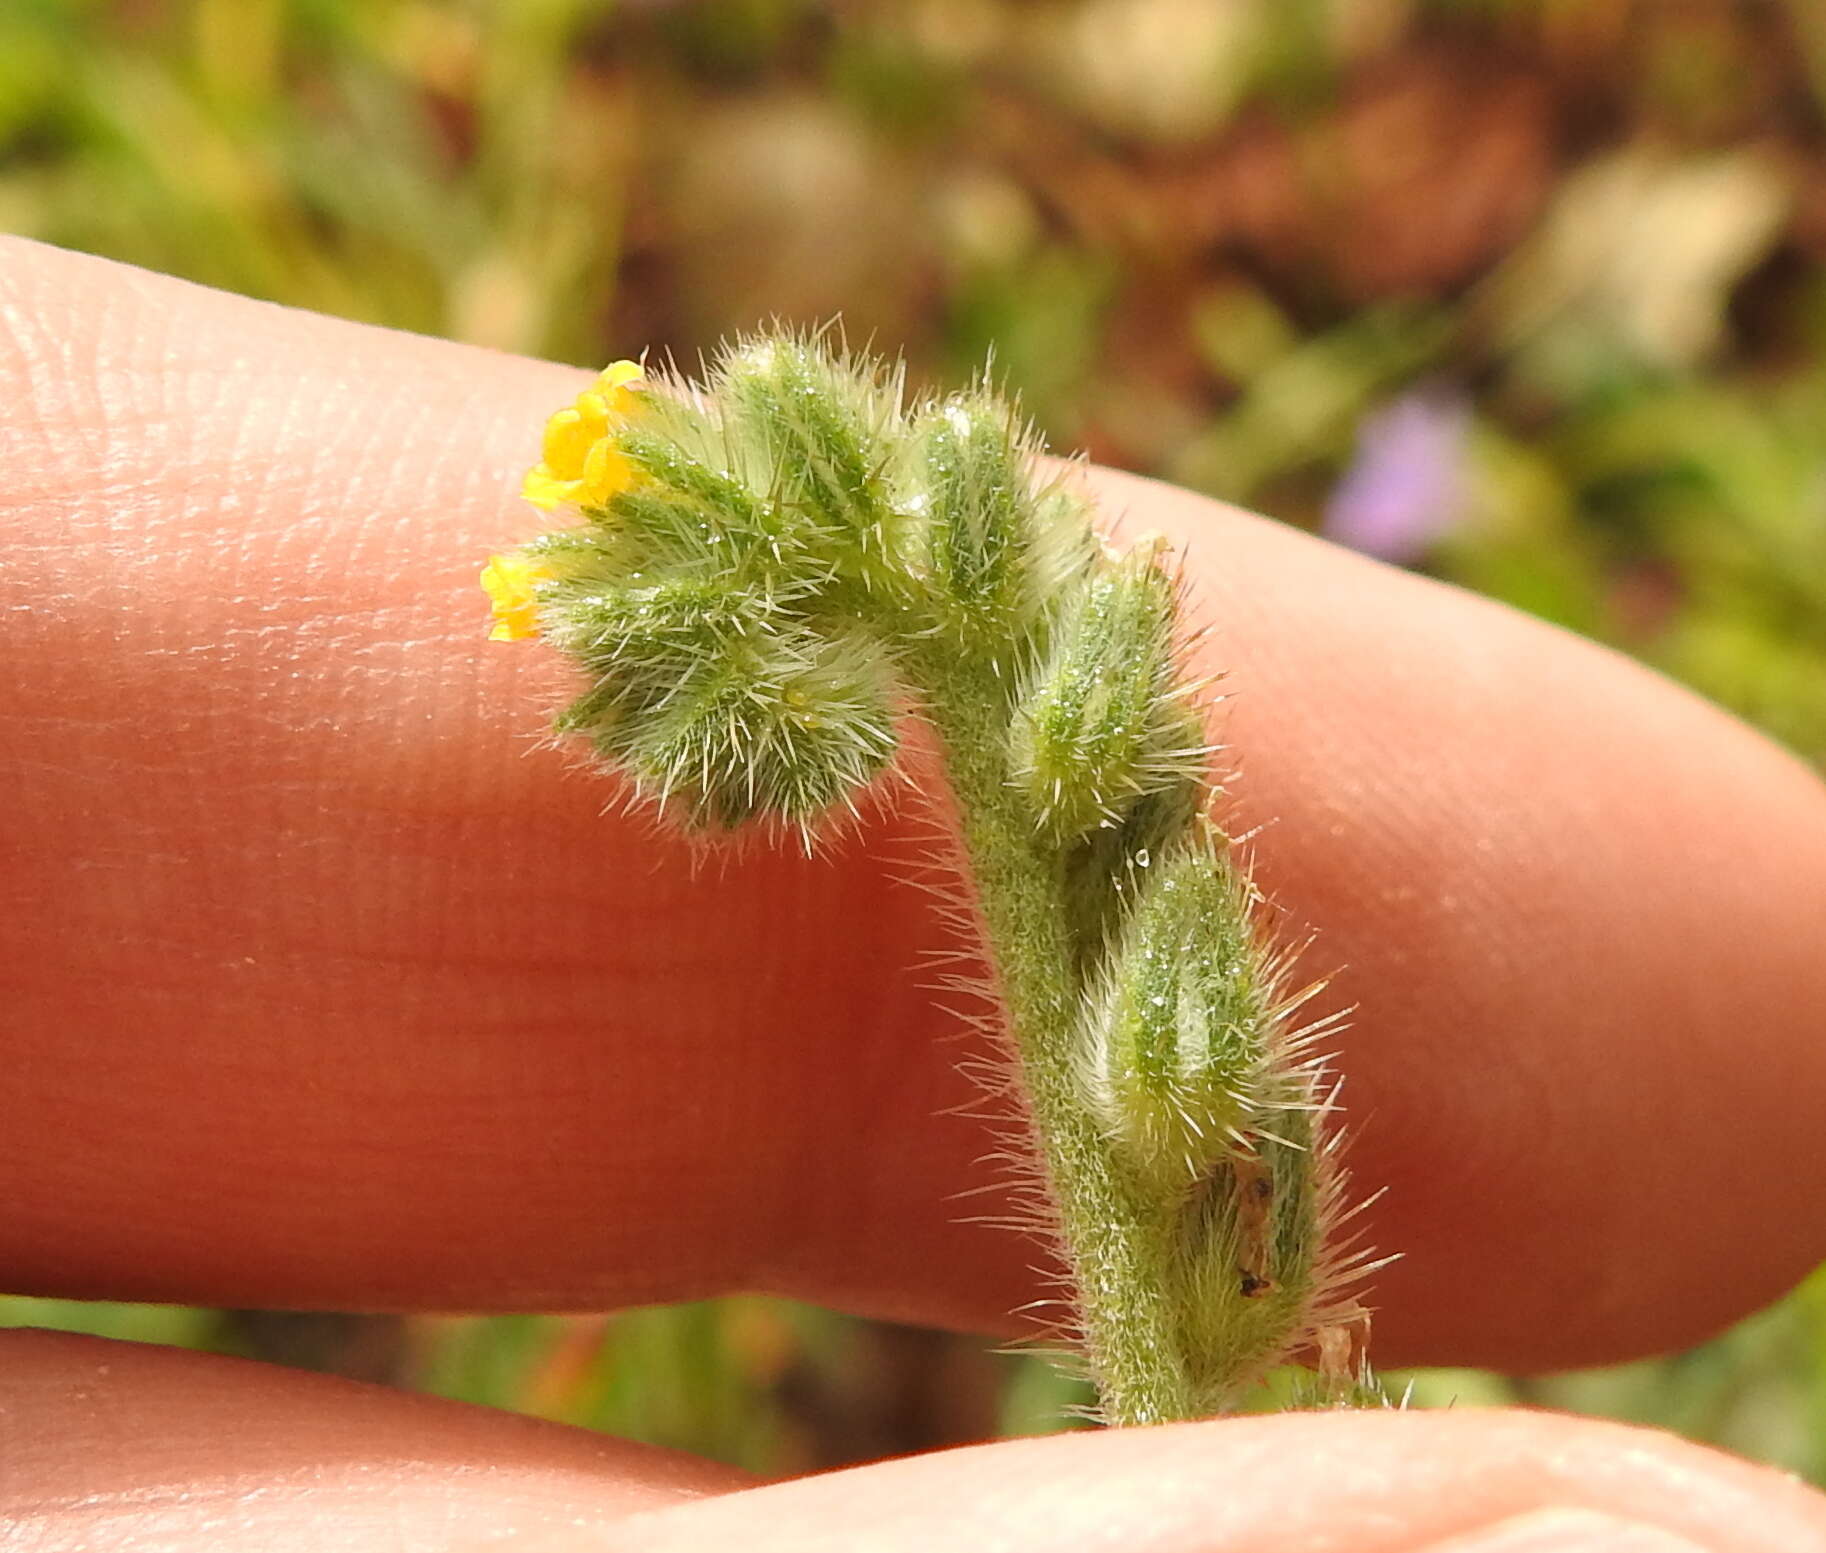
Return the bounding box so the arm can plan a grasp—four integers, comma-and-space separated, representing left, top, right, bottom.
5, 239, 1826, 1365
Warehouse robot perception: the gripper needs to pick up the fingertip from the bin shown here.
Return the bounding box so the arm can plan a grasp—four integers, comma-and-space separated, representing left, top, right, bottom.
596, 1410, 1826, 1553
0, 1329, 744, 1551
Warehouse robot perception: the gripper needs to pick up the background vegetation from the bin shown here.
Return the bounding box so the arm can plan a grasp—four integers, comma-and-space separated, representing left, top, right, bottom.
6, 0, 1826, 1477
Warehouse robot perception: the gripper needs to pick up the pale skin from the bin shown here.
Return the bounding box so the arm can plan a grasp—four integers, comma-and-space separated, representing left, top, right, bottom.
5, 237, 1826, 1551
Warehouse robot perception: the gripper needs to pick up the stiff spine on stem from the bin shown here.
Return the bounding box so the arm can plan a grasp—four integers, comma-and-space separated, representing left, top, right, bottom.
481, 332, 1381, 1420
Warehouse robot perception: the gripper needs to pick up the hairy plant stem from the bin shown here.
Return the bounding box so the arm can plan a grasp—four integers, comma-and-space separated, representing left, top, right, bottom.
915, 650, 1191, 1425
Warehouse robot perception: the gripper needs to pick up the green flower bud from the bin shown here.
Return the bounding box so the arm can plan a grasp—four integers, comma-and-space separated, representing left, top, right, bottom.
592, 621, 897, 844
1080, 838, 1273, 1188
718, 334, 897, 547
547, 577, 755, 680
1059, 770, 1203, 975
1009, 541, 1203, 846
1167, 1110, 1329, 1408
917, 392, 1039, 635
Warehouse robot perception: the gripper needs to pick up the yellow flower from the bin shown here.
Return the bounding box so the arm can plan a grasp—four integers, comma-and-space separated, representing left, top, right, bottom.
519, 465, 577, 511
479, 553, 552, 641
521, 359, 646, 510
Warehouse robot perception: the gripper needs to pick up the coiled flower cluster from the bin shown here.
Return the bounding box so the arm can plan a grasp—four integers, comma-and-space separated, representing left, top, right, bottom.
484, 334, 1376, 1421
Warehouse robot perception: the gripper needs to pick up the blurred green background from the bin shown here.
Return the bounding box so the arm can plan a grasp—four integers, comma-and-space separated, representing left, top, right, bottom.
6, 0, 1826, 1479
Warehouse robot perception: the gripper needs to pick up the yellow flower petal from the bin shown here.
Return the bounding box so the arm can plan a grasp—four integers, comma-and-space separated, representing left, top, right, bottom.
480, 553, 552, 641
541, 407, 600, 479
596, 358, 645, 398
580, 438, 637, 505
521, 464, 578, 510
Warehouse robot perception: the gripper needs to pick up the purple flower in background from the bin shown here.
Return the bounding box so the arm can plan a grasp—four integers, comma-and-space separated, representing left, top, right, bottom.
1323, 391, 1471, 564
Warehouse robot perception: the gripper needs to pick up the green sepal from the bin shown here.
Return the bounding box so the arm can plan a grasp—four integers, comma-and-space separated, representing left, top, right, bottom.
1059, 770, 1204, 977
587, 620, 898, 840
1080, 837, 1272, 1188
718, 334, 898, 550
1165, 1104, 1324, 1410
917, 392, 1040, 640
1009, 544, 1198, 846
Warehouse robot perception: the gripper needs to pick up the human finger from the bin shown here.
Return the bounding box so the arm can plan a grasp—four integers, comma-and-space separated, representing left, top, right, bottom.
0, 1329, 743, 1551
12, 1330, 1823, 1553
4, 239, 1826, 1368
503, 1408, 1826, 1553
